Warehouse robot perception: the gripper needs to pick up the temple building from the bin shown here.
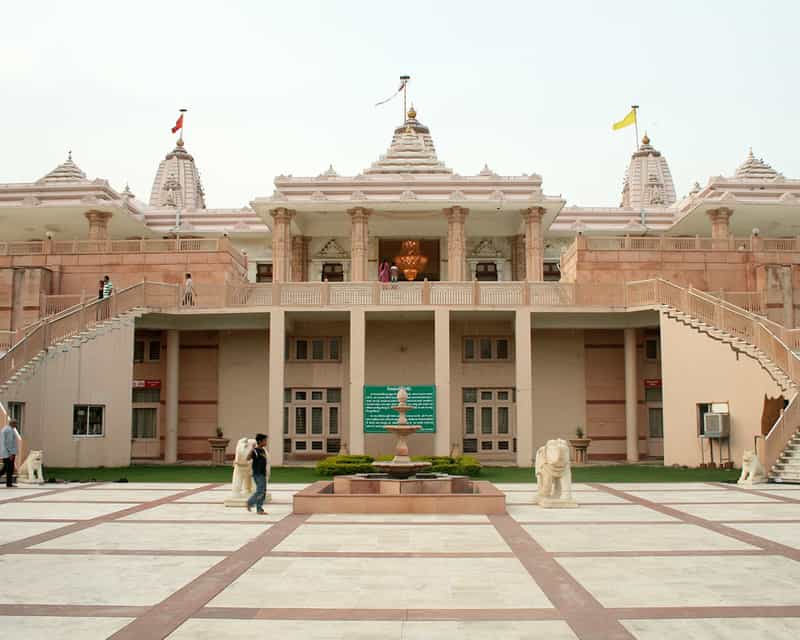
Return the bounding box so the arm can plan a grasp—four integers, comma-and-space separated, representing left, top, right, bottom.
1, 107, 799, 480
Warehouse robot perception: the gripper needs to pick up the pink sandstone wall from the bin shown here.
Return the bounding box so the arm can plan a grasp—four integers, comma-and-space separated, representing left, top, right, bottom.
660, 311, 782, 467
176, 330, 219, 460
1, 322, 134, 467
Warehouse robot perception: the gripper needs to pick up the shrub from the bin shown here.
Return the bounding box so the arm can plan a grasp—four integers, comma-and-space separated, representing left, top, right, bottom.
316, 454, 375, 476
315, 454, 482, 477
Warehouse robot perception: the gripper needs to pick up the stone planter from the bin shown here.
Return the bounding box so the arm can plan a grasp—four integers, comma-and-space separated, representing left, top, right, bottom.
208, 437, 230, 465
569, 438, 591, 464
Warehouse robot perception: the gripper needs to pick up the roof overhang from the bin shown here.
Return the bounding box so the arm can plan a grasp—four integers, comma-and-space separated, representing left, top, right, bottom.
0, 202, 152, 240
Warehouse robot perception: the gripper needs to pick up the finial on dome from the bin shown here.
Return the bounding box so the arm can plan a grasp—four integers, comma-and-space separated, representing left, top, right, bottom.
642, 133, 650, 145
177, 137, 185, 147
407, 104, 417, 119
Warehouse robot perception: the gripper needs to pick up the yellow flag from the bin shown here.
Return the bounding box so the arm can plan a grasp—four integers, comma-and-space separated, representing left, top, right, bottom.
612, 108, 637, 131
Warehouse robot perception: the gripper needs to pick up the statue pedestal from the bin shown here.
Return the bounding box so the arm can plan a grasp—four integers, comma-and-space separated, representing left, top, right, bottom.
737, 478, 767, 486
224, 493, 271, 508
537, 496, 578, 509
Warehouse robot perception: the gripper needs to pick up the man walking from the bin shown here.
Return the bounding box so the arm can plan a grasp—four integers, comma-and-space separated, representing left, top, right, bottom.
246, 433, 269, 515
1, 418, 19, 487
102, 275, 114, 298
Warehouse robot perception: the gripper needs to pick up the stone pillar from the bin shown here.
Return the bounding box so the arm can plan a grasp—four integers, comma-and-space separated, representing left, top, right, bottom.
515, 310, 534, 466
434, 308, 451, 456
348, 207, 371, 282
511, 234, 526, 281
443, 206, 469, 281
165, 329, 180, 463
624, 328, 639, 462
708, 207, 733, 242
522, 207, 546, 282
270, 208, 295, 283
349, 308, 366, 454
291, 236, 309, 282
85, 210, 112, 241
268, 309, 285, 466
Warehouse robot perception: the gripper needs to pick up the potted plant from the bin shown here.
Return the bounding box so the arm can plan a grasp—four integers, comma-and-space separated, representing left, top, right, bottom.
569, 426, 591, 464
208, 426, 230, 465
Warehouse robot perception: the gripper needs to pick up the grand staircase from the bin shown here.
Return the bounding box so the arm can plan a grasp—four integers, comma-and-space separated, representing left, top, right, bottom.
771, 428, 800, 483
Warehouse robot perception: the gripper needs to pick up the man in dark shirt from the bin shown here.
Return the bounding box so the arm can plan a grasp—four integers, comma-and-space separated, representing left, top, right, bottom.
246, 433, 269, 515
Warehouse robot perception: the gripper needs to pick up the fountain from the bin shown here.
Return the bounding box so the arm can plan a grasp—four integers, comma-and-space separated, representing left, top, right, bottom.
293, 387, 506, 514
371, 387, 431, 479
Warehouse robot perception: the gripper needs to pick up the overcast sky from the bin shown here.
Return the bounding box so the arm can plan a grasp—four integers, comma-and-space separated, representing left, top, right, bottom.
1, 1, 796, 209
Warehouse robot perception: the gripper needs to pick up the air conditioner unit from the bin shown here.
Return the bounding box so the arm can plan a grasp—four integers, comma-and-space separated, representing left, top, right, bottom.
703, 412, 730, 438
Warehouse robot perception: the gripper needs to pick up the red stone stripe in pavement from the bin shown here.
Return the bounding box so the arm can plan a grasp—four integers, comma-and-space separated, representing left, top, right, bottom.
489, 513, 635, 640
710, 481, 800, 503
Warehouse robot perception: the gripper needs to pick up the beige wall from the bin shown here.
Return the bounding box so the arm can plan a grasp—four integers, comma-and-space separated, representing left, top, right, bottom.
364, 317, 435, 457
1, 322, 134, 467
176, 331, 219, 459
533, 329, 587, 448
218, 329, 269, 453
660, 310, 782, 467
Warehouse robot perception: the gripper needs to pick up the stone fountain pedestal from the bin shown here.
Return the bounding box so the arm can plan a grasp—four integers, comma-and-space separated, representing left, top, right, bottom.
292, 387, 506, 515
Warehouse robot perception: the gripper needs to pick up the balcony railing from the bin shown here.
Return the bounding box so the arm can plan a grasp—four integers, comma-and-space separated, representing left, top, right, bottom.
0, 238, 247, 269
573, 235, 800, 252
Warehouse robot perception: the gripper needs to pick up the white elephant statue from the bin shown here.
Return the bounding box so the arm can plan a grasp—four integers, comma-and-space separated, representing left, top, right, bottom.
224, 437, 256, 507
534, 438, 577, 508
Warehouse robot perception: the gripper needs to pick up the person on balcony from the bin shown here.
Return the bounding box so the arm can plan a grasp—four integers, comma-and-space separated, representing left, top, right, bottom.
390, 263, 399, 284
183, 273, 195, 307
378, 259, 390, 284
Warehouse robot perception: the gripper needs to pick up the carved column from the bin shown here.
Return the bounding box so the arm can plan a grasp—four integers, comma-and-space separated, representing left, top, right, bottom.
522, 207, 546, 282
348, 207, 371, 282
291, 235, 310, 282
270, 208, 295, 283
511, 234, 526, 281
85, 210, 112, 241
443, 206, 469, 281
707, 207, 733, 244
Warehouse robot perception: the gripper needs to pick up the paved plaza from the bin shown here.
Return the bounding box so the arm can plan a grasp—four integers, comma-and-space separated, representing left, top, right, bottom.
1, 481, 800, 639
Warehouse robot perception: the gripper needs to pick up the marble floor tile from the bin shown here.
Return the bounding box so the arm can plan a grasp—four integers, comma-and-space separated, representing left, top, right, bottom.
601, 483, 722, 491
28, 489, 184, 502
121, 502, 292, 522
622, 617, 800, 640
169, 619, 578, 640
504, 491, 629, 504
275, 523, 509, 553
0, 616, 135, 640
625, 490, 779, 503
210, 556, 553, 609
85, 482, 211, 490
33, 521, 269, 551
0, 554, 219, 606
523, 523, 756, 552
0, 487, 59, 500
0, 502, 134, 520
306, 513, 490, 523
0, 520, 76, 544
508, 504, 675, 523
558, 555, 800, 607
668, 502, 800, 521
722, 521, 800, 548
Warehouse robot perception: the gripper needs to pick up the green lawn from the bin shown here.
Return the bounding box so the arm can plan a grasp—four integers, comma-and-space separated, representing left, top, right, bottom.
44, 464, 740, 484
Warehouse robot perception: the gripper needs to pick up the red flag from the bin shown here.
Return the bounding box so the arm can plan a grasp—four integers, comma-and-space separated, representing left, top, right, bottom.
171, 114, 184, 134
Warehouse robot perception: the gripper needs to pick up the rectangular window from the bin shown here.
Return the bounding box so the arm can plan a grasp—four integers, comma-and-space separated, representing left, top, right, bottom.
73, 405, 104, 437
463, 337, 513, 362
496, 339, 509, 360
131, 408, 157, 439
132, 388, 160, 403
462, 388, 515, 457
329, 337, 340, 361
256, 263, 273, 283
649, 407, 664, 438
288, 337, 343, 362
7, 402, 24, 434
329, 407, 339, 434
133, 340, 145, 363
311, 407, 324, 434
645, 338, 659, 361
464, 338, 475, 360
148, 340, 161, 361
284, 388, 342, 455
645, 387, 663, 403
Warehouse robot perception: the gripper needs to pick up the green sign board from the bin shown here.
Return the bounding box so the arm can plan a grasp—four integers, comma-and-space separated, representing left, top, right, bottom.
363, 385, 436, 433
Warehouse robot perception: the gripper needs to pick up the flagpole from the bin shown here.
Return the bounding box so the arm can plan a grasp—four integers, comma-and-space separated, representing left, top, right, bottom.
631, 104, 639, 148
400, 75, 410, 121
179, 108, 187, 143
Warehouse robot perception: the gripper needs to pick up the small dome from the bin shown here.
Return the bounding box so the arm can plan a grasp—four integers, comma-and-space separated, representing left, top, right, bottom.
37, 152, 89, 184
735, 148, 779, 180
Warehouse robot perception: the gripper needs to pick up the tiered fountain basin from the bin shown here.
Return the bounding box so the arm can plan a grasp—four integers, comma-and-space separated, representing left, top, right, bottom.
292, 387, 506, 515
293, 475, 505, 515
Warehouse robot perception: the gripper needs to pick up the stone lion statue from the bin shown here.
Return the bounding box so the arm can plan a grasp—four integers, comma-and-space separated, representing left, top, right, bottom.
738, 449, 767, 485
16, 450, 45, 484
230, 437, 256, 499
535, 438, 575, 506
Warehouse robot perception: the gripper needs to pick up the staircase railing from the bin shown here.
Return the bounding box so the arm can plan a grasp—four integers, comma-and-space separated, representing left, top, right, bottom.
758, 394, 800, 476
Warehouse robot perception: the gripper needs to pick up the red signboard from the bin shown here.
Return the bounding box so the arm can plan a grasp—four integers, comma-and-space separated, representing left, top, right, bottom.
644, 379, 662, 389
133, 380, 161, 389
